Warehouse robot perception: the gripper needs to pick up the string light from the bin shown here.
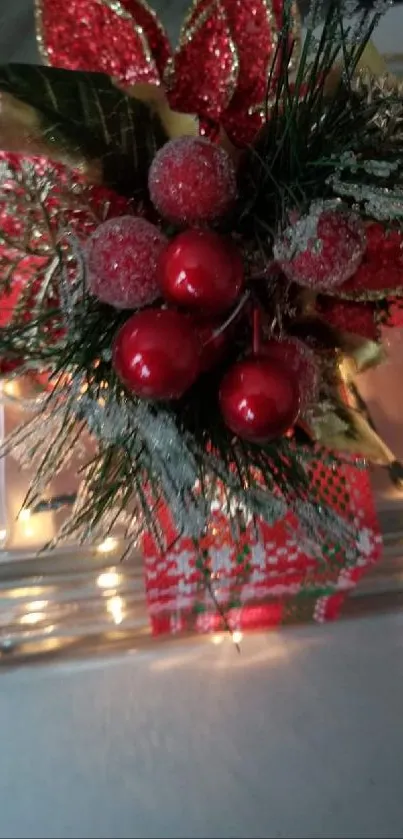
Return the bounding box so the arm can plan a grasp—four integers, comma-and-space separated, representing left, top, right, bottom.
97, 570, 122, 590
20, 611, 45, 626
232, 630, 243, 645
211, 633, 224, 645
18, 507, 33, 537
96, 536, 119, 554
107, 595, 124, 625
2, 380, 17, 398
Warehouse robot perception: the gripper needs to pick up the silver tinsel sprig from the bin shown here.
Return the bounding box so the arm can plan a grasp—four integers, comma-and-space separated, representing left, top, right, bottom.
330, 172, 403, 219
65, 366, 207, 541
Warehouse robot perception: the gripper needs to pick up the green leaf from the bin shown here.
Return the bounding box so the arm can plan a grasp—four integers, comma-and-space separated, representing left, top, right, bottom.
0, 64, 167, 197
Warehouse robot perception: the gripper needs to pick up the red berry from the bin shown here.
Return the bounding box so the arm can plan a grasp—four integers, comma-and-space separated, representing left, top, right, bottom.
261, 338, 318, 412
219, 358, 300, 442
87, 216, 167, 309
159, 229, 244, 316
148, 137, 237, 225
113, 309, 201, 399
274, 204, 366, 291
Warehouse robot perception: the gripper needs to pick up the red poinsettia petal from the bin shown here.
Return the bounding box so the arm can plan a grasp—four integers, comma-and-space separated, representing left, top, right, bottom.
182, 0, 213, 29
317, 297, 380, 341
116, 0, 171, 77
219, 0, 301, 146
35, 0, 162, 85
165, 0, 239, 123
220, 0, 280, 146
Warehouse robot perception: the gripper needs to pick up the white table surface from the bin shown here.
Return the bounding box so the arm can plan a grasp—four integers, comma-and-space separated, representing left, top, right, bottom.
0, 613, 402, 839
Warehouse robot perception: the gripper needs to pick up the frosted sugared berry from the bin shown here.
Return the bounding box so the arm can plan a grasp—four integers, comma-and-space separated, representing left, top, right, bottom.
87, 216, 167, 309
148, 137, 237, 225
274, 203, 366, 291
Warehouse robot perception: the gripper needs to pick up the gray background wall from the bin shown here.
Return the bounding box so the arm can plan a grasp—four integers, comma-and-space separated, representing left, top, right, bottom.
2, 0, 403, 63
0, 2, 403, 838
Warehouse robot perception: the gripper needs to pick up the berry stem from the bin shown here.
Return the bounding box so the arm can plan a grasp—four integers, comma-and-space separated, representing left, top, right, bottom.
211, 291, 250, 342
253, 307, 262, 356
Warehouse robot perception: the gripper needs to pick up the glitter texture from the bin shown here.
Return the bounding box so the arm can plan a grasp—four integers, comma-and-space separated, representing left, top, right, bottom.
220, 0, 280, 146
86, 216, 167, 309
36, 0, 300, 147
116, 0, 171, 78
35, 0, 162, 85
165, 1, 239, 124
274, 204, 367, 291
182, 0, 288, 146
148, 137, 237, 225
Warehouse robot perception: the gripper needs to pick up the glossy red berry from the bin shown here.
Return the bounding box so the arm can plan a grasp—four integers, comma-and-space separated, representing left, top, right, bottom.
159, 229, 244, 317
113, 309, 201, 400
219, 357, 300, 441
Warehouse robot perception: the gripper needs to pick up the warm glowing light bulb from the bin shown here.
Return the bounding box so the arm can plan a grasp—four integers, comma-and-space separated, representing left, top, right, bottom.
20, 611, 45, 626
29, 600, 48, 611
107, 595, 124, 625
97, 570, 122, 590
97, 537, 119, 554
3, 380, 16, 397
211, 634, 224, 645
19, 508, 31, 523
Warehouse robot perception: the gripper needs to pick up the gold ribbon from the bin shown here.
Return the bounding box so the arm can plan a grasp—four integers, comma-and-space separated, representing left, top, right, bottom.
294, 288, 395, 465
0, 91, 103, 182
309, 367, 399, 467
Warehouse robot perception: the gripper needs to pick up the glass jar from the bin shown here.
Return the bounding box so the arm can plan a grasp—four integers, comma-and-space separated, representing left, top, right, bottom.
0, 353, 403, 668
0, 376, 152, 665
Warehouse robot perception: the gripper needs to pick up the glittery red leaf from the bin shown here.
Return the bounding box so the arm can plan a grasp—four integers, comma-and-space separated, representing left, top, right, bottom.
183, 0, 213, 28
0, 151, 136, 330
220, 0, 280, 146
317, 297, 380, 341
36, 0, 162, 85
336, 222, 403, 301
165, 0, 238, 123
116, 0, 171, 77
